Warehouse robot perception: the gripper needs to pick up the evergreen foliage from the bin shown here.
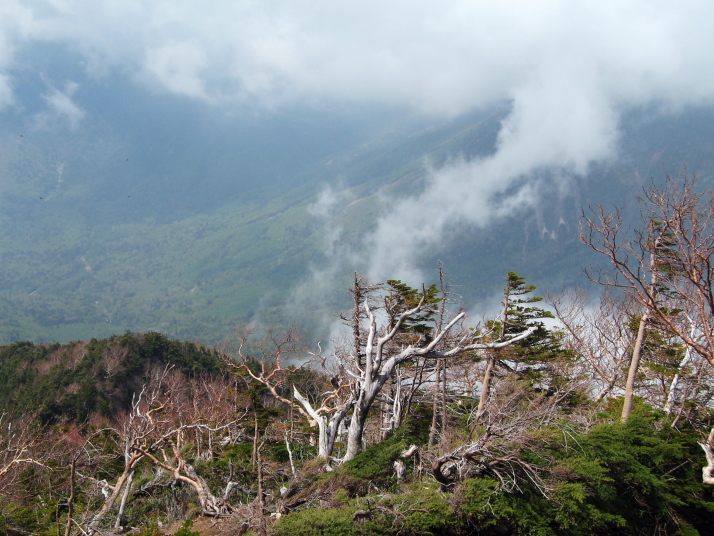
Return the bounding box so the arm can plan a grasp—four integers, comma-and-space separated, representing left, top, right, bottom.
275, 415, 713, 536
498, 271, 564, 364
0, 332, 224, 424
384, 280, 441, 343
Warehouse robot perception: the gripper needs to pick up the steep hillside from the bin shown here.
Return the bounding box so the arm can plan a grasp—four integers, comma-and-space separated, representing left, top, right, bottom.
1, 98, 713, 344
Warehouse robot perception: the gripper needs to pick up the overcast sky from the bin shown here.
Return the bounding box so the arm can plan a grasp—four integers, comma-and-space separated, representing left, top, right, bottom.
2, 0, 714, 284
2, 1, 712, 114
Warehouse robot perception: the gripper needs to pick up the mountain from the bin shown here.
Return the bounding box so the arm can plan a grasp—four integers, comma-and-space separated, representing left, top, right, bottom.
1, 53, 713, 345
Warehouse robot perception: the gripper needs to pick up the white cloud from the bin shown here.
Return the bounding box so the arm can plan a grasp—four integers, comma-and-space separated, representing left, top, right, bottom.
144, 41, 210, 99
0, 1, 36, 107
307, 184, 353, 220
38, 81, 85, 129
0, 73, 12, 109
0, 1, 710, 113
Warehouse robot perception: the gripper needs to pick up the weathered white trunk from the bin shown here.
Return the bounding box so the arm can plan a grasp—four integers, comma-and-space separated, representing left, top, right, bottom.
387, 366, 404, 433
664, 320, 696, 415
344, 359, 414, 461
87, 453, 142, 535
345, 402, 368, 461
142, 447, 232, 517
341, 301, 537, 463
393, 459, 406, 481
428, 360, 441, 446
344, 378, 385, 461
317, 418, 338, 460
475, 356, 495, 422
184, 465, 231, 516
285, 434, 296, 476
621, 309, 649, 422
664, 345, 693, 415
293, 387, 353, 460
113, 469, 134, 529
699, 428, 714, 485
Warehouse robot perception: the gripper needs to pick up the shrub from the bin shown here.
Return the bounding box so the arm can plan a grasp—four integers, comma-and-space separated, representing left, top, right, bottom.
273, 507, 357, 536
456, 414, 714, 535
341, 421, 425, 487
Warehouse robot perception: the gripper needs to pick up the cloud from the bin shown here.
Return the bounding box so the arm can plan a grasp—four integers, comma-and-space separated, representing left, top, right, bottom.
359, 65, 619, 282
0, 1, 710, 114
0, 74, 12, 109
35, 81, 85, 130
144, 42, 210, 100
307, 183, 353, 220
0, 0, 35, 108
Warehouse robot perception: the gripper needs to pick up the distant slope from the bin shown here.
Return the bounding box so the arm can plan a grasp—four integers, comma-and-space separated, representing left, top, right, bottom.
0, 99, 505, 343
1, 96, 713, 344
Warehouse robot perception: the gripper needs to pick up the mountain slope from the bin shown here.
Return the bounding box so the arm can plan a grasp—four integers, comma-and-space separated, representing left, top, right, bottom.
1, 97, 713, 344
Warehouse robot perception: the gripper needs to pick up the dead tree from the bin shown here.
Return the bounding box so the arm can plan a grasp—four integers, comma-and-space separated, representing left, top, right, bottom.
339, 291, 537, 461
221, 326, 354, 460
303, 275, 536, 462
224, 276, 536, 463
0, 413, 54, 498
432, 377, 574, 495
547, 288, 634, 402
84, 366, 239, 534
582, 170, 714, 422
84, 380, 161, 534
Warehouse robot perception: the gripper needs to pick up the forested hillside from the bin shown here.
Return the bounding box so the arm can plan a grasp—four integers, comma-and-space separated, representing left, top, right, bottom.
2, 99, 713, 346
1, 175, 714, 535
0, 332, 223, 424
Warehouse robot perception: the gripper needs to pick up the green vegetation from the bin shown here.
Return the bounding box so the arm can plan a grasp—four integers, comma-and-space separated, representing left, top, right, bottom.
3, 106, 713, 346
1, 175, 714, 535
274, 411, 713, 536
0, 107, 507, 345
0, 310, 712, 535
0, 332, 223, 423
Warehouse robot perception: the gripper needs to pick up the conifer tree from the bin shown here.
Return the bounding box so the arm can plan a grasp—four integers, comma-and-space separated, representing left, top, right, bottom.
475, 272, 562, 421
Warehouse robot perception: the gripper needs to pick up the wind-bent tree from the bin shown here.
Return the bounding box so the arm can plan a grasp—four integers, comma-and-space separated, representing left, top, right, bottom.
334, 277, 537, 461
474, 272, 558, 423
582, 171, 714, 420
227, 275, 537, 463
